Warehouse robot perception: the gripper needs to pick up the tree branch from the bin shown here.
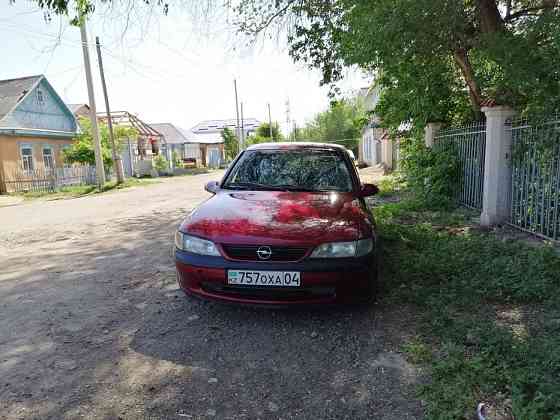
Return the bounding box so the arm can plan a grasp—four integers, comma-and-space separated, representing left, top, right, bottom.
252, 0, 299, 34
504, 2, 560, 22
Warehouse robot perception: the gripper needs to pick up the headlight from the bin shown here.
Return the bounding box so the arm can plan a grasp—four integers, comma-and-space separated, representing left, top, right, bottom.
175, 231, 220, 256
310, 238, 373, 258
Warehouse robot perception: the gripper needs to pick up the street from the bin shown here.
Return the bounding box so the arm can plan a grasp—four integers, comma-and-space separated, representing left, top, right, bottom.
0, 172, 423, 420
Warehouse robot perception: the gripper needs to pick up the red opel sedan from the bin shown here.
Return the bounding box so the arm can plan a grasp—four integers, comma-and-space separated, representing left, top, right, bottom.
175, 143, 380, 306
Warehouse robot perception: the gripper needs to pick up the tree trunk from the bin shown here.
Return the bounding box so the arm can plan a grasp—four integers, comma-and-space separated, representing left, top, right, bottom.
476, 0, 503, 33
453, 48, 482, 115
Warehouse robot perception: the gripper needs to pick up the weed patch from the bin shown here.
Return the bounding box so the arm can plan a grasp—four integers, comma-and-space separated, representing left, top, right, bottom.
375, 185, 560, 419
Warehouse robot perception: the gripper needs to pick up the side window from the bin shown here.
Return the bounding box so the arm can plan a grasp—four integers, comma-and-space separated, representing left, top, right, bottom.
43, 146, 55, 170
21, 146, 34, 172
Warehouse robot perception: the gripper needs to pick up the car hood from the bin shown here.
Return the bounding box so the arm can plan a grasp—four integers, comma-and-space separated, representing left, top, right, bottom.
180, 190, 373, 246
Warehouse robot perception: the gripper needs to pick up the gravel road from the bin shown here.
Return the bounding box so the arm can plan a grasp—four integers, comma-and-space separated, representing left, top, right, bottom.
0, 172, 424, 420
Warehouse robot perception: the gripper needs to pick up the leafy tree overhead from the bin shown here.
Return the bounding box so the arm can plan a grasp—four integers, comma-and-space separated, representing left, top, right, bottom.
29, 0, 560, 128
64, 117, 137, 169
235, 0, 560, 127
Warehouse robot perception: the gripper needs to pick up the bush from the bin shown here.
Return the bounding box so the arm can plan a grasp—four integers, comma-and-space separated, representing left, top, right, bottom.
153, 154, 169, 172
399, 134, 460, 208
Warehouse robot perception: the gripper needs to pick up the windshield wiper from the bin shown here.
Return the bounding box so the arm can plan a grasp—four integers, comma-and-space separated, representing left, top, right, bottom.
225, 182, 288, 191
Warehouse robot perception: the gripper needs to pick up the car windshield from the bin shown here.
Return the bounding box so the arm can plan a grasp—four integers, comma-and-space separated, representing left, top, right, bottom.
223, 149, 354, 192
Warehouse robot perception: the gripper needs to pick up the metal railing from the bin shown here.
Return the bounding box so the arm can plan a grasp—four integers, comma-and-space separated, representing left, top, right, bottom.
434, 122, 486, 209
509, 117, 560, 241
3, 165, 97, 193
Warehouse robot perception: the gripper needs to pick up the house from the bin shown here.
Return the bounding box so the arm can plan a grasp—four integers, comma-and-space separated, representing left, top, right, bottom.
358, 85, 384, 166
0, 75, 78, 193
149, 123, 200, 164
190, 118, 260, 167
67, 103, 91, 118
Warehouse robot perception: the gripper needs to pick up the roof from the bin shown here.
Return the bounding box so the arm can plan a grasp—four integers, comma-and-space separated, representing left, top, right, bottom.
247, 142, 348, 151
191, 118, 260, 133
192, 131, 224, 144
67, 103, 90, 113
97, 111, 162, 138
150, 123, 189, 145
0, 75, 42, 121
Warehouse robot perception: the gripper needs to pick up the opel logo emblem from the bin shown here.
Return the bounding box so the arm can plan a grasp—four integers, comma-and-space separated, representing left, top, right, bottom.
256, 246, 272, 260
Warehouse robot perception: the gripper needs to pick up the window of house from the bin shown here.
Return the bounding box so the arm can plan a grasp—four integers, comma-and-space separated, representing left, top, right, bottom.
43, 146, 55, 171
36, 89, 44, 105
21, 146, 34, 172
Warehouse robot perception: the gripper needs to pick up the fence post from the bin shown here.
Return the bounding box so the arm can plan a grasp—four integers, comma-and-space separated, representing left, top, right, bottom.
424, 122, 443, 148
480, 106, 516, 227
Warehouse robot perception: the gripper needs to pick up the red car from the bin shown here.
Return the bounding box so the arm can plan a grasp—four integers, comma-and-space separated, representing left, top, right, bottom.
175, 143, 379, 306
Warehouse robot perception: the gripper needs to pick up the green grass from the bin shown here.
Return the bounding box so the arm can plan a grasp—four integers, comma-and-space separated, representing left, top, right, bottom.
375, 186, 560, 420
17, 177, 158, 200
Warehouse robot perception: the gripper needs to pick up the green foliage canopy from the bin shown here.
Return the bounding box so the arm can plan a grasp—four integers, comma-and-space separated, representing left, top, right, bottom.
221, 127, 239, 161
236, 0, 560, 129
64, 117, 137, 169
299, 98, 365, 151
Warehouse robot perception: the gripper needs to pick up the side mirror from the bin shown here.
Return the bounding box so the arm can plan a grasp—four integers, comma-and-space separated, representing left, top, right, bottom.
358, 183, 379, 197
205, 181, 220, 194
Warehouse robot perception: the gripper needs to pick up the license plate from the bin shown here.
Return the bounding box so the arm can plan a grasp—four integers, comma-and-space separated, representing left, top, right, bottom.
227, 270, 301, 287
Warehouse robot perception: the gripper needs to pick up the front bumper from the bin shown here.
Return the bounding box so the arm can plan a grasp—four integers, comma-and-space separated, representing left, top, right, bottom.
175, 250, 377, 305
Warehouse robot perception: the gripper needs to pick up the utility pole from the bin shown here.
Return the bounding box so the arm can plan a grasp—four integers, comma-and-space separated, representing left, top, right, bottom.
267, 103, 273, 141
285, 98, 291, 141
233, 79, 241, 151
80, 21, 105, 187
240, 102, 245, 149
96, 36, 124, 184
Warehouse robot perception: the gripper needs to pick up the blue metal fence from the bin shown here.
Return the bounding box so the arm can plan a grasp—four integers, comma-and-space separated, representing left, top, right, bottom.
434, 122, 486, 209
509, 118, 560, 241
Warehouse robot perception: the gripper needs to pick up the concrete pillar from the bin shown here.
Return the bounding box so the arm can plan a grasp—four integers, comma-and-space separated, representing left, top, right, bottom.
424, 122, 443, 148
480, 106, 516, 227
382, 139, 393, 169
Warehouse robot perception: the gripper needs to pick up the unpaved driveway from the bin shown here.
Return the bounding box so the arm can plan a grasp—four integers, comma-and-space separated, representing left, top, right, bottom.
0, 172, 423, 420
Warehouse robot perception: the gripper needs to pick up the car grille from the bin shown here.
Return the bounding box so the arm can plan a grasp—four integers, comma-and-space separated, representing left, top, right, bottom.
221, 244, 309, 262
201, 282, 335, 302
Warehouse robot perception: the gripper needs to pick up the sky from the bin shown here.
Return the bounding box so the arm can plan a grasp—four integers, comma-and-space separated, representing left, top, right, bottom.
0, 1, 371, 134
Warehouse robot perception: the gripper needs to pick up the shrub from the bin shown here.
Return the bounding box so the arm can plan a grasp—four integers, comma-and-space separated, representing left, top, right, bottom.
399, 134, 460, 208
153, 154, 169, 172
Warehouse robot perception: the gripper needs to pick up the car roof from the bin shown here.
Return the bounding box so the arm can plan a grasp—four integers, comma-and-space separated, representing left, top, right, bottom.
246, 142, 348, 152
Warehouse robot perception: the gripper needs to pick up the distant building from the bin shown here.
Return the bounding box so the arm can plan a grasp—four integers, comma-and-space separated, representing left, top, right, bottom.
189, 118, 260, 167
358, 85, 383, 166
150, 123, 200, 163
0, 75, 78, 193
66, 103, 91, 118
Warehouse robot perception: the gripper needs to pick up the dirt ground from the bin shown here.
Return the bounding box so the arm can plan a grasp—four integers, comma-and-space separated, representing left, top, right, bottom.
0, 171, 424, 420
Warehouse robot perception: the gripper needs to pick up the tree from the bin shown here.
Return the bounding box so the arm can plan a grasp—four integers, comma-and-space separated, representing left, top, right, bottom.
64, 116, 137, 169
255, 122, 284, 141
235, 0, 560, 128
299, 98, 365, 152
221, 127, 239, 161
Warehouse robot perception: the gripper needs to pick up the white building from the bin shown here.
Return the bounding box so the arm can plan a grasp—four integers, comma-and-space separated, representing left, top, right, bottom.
358, 85, 384, 166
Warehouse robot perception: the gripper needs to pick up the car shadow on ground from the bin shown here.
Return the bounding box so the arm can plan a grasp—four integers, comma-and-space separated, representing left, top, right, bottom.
1, 208, 423, 420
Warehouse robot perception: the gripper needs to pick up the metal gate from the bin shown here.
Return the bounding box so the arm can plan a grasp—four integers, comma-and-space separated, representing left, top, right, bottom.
434, 122, 486, 209
509, 118, 560, 241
